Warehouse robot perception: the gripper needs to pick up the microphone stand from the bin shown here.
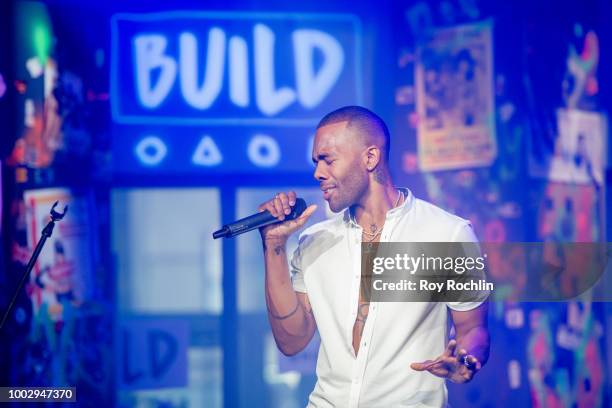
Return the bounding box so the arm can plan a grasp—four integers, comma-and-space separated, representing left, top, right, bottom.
0, 201, 68, 331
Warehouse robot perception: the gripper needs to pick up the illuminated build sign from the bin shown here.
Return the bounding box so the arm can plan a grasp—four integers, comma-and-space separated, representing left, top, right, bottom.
111, 12, 362, 173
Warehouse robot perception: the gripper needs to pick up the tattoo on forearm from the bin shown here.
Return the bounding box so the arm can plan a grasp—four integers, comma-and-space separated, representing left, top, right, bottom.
263, 242, 286, 256
268, 300, 299, 320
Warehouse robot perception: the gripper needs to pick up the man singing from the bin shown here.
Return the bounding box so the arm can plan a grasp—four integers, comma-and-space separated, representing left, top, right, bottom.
258, 106, 489, 407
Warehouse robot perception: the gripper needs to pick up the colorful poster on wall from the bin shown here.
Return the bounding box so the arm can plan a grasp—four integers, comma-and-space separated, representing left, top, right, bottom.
415, 20, 497, 171
529, 109, 607, 186
535, 181, 602, 242
13, 187, 111, 397
23, 188, 94, 320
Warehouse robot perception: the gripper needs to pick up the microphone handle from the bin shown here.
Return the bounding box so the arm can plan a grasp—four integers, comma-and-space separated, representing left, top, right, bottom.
213, 198, 307, 239
219, 211, 278, 238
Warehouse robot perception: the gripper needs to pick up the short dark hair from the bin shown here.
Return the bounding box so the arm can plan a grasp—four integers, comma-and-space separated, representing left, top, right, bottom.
317, 106, 391, 161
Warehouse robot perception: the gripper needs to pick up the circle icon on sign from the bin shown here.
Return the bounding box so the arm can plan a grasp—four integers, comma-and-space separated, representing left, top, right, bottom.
135, 136, 168, 166
248, 134, 280, 167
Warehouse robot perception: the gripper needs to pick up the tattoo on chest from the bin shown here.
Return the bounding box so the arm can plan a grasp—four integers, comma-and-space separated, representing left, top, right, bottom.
353, 301, 370, 353
370, 224, 377, 234
355, 302, 370, 323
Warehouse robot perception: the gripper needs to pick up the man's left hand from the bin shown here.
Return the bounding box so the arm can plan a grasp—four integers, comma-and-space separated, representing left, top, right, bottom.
410, 339, 481, 383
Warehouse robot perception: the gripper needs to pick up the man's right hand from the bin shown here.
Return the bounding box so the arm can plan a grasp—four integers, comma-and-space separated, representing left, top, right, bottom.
258, 191, 317, 242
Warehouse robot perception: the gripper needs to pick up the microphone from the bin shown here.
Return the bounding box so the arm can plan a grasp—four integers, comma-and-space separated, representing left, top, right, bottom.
212, 198, 307, 239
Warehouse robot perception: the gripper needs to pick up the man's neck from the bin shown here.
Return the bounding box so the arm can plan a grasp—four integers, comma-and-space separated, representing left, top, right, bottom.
351, 182, 400, 230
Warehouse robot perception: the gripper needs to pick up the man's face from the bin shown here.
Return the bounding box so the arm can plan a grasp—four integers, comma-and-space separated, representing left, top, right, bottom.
312, 121, 368, 212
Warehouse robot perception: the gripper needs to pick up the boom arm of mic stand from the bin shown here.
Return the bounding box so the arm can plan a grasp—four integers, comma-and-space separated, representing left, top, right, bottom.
0, 202, 68, 332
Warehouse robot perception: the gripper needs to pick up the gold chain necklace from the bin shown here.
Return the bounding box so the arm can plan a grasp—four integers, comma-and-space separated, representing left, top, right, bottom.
361, 189, 402, 241
362, 231, 382, 242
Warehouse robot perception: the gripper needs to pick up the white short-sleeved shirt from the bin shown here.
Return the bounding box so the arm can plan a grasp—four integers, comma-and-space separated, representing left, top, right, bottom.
290, 188, 483, 408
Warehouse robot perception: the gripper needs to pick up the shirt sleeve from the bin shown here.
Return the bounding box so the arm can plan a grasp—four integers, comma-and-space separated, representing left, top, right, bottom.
446, 221, 489, 312
289, 238, 307, 293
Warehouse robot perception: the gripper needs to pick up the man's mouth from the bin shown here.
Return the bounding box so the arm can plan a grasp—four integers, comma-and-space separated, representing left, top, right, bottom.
321, 185, 336, 200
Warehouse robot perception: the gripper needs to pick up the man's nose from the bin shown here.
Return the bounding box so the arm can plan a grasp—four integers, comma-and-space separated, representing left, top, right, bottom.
314, 163, 327, 181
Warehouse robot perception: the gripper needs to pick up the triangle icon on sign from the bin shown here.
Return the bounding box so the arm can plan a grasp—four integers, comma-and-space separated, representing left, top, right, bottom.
192, 135, 223, 166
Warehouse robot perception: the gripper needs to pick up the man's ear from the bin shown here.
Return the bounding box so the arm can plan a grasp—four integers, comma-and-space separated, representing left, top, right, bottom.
365, 145, 382, 172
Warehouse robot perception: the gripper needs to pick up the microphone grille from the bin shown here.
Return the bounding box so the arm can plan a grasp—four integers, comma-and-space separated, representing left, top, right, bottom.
289, 198, 307, 219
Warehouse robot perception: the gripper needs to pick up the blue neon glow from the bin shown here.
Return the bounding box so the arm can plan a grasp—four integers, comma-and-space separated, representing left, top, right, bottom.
110, 11, 363, 126
134, 135, 168, 166
192, 135, 223, 166
247, 134, 281, 167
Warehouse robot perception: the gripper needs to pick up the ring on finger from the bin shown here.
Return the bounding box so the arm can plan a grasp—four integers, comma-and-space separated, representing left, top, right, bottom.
461, 355, 476, 368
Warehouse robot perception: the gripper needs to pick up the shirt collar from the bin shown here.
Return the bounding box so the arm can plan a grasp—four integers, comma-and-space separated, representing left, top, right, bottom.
343, 187, 414, 228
